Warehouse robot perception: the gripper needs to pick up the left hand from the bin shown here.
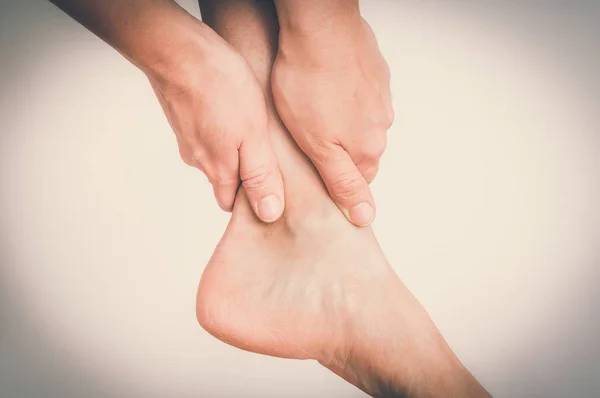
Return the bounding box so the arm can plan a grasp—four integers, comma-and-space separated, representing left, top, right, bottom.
272, 18, 394, 227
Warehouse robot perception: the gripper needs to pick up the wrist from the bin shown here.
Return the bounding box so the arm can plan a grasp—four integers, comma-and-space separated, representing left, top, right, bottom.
141, 11, 247, 98
274, 5, 371, 70
137, 9, 211, 84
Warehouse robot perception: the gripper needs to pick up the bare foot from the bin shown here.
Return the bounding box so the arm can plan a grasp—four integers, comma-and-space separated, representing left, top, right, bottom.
195, 88, 486, 398
195, 3, 490, 397
196, 0, 404, 369
197, 175, 395, 360
195, 94, 474, 395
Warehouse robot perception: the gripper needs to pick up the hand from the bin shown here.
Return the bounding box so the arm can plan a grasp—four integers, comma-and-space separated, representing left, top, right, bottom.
48, 0, 284, 222
147, 22, 285, 223
194, 3, 491, 396
272, 17, 394, 226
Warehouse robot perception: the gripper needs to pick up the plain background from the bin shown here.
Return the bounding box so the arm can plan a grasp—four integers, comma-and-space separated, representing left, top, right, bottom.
1, 0, 599, 397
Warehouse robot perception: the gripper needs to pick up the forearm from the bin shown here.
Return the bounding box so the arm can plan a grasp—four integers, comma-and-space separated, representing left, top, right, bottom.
273, 0, 361, 37
272, 0, 368, 70
48, 0, 210, 78
194, 2, 487, 396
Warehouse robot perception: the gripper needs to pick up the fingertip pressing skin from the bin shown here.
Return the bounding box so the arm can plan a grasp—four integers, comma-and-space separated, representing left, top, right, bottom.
256, 194, 283, 222
270, 12, 391, 229
347, 201, 375, 227
310, 147, 376, 227
239, 139, 285, 224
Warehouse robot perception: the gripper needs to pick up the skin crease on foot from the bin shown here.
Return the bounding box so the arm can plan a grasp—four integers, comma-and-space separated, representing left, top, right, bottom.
195, 2, 491, 397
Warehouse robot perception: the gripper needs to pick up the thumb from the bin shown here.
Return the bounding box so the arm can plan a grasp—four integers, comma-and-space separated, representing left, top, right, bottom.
238, 135, 285, 223
311, 145, 375, 227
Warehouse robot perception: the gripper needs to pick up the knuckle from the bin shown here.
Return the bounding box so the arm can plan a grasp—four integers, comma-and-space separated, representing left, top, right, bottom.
178, 146, 196, 167
211, 176, 239, 188
204, 170, 218, 185
209, 168, 239, 187
361, 135, 387, 160
362, 163, 380, 184
372, 104, 394, 130
181, 154, 196, 167
192, 148, 208, 165
329, 171, 365, 202
306, 137, 335, 164
384, 106, 395, 129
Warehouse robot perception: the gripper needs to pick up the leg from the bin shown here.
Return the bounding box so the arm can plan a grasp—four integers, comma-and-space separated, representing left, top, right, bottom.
197, 0, 386, 361
196, 2, 491, 397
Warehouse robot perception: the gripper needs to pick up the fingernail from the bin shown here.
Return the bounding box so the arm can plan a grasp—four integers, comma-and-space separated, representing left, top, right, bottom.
257, 195, 282, 222
349, 202, 374, 226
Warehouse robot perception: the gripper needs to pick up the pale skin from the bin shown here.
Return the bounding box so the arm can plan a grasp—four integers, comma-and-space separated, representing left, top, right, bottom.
195, 1, 492, 397
48, 0, 392, 227
272, 0, 394, 226
49, 0, 285, 222
47, 0, 489, 395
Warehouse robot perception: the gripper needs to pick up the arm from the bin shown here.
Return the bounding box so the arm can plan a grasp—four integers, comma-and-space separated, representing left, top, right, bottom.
273, 0, 361, 37
48, 0, 286, 223
194, 2, 490, 397
271, 0, 394, 227
48, 0, 207, 79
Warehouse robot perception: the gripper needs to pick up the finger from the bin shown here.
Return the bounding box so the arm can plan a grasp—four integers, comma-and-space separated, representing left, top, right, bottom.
212, 180, 239, 212
357, 160, 380, 184
205, 149, 240, 213
310, 144, 375, 227
238, 136, 285, 223
346, 133, 387, 184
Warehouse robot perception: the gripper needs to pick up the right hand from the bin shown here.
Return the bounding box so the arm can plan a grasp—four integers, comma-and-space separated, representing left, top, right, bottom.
146, 27, 284, 223
272, 18, 393, 227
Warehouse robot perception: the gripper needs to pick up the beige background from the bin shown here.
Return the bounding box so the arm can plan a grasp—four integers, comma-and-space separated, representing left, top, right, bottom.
1, 1, 599, 397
